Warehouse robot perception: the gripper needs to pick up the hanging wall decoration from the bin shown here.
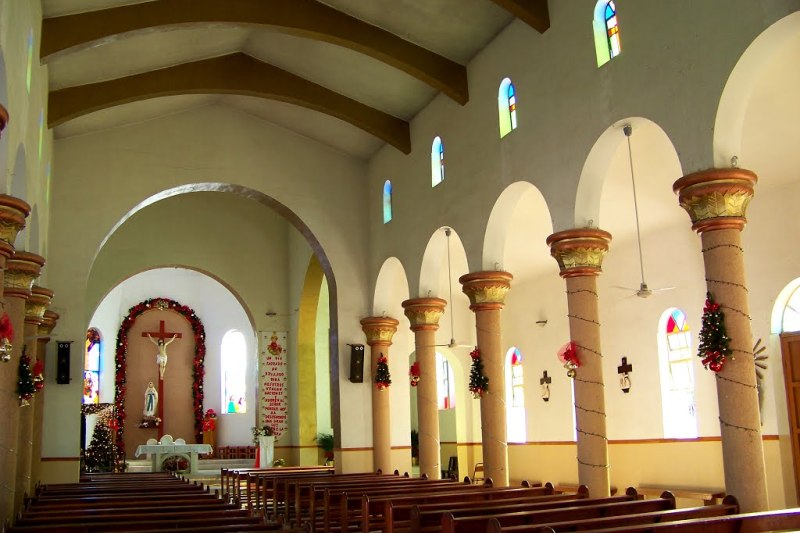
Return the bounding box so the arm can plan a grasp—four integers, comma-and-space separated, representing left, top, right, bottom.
697, 292, 731, 372
409, 361, 420, 387
375, 354, 391, 390
557, 341, 580, 378
259, 332, 288, 439
0, 312, 14, 362
468, 347, 489, 398
17, 346, 36, 406
113, 298, 206, 454
32, 359, 44, 392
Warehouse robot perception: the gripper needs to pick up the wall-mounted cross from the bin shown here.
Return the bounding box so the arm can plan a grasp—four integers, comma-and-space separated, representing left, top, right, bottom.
539, 370, 551, 386
141, 320, 183, 438
142, 320, 183, 344
617, 357, 633, 375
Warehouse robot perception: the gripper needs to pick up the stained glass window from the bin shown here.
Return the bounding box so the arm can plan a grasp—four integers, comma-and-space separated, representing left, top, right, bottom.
222, 330, 247, 414
431, 136, 444, 187
593, 1, 621, 67
383, 180, 392, 224
658, 309, 697, 438
498, 78, 518, 138
83, 328, 101, 404
38, 110, 44, 160
506, 347, 526, 443
26, 29, 33, 94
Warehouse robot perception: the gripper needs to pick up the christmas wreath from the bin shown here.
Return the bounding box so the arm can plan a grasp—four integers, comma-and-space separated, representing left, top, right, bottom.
114, 298, 206, 454
558, 341, 580, 378
409, 361, 420, 387
468, 347, 489, 398
375, 354, 391, 390
698, 292, 731, 372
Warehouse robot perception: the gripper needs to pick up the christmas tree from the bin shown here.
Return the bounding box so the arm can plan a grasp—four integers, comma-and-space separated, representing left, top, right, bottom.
84, 411, 116, 472
17, 346, 36, 406
468, 347, 489, 398
697, 292, 732, 372
375, 354, 391, 389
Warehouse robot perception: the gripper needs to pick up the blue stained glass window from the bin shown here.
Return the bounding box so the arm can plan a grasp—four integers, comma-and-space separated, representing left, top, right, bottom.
431, 136, 445, 187
499, 78, 518, 137
382, 180, 392, 223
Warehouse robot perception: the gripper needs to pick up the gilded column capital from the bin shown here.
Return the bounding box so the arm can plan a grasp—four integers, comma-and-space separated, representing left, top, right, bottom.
0, 194, 30, 251
360, 316, 400, 347
4, 251, 45, 300
547, 228, 612, 278
25, 286, 54, 325
459, 271, 513, 311
673, 168, 756, 233
401, 297, 447, 332
38, 310, 59, 340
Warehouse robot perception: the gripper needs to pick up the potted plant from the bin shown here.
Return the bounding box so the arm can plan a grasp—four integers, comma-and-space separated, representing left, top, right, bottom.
317, 433, 334, 465
410, 429, 419, 466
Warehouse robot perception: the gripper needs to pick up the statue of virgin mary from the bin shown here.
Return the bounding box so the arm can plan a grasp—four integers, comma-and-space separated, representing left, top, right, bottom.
143, 381, 158, 417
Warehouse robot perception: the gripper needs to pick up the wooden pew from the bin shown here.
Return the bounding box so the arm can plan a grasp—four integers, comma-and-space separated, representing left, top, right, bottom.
637, 485, 726, 506
445, 491, 676, 533
260, 470, 372, 517
250, 468, 336, 512
223, 465, 334, 504
507, 506, 800, 533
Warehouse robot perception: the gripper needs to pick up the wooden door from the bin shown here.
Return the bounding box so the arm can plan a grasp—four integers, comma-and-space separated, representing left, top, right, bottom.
780, 332, 800, 500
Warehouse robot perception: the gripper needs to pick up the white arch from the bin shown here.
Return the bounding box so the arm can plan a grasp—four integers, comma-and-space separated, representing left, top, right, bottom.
714, 12, 800, 167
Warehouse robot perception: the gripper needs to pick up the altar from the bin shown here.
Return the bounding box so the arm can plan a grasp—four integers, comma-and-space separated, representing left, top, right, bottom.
134, 442, 213, 474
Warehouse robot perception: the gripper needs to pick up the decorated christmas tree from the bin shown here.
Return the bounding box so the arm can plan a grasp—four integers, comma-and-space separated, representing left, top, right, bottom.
468, 347, 489, 398
17, 346, 36, 406
697, 292, 732, 372
84, 411, 116, 472
375, 354, 391, 390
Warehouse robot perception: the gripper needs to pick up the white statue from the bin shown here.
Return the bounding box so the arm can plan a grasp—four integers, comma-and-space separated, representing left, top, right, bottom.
147, 334, 178, 379
144, 381, 158, 417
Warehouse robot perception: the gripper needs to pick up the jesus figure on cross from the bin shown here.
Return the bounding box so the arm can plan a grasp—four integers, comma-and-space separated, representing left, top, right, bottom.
147, 333, 178, 379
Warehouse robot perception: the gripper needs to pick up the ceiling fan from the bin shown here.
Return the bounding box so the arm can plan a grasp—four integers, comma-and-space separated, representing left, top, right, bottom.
612, 124, 676, 299
436, 227, 473, 348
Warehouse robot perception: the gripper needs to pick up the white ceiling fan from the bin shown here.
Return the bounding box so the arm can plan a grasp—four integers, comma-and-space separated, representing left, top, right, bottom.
436, 227, 473, 348
612, 124, 676, 299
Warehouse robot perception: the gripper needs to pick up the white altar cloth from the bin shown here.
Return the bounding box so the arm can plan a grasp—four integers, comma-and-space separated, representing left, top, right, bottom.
135, 443, 213, 473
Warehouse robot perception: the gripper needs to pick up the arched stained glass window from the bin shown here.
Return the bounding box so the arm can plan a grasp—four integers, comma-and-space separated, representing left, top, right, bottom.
593, 1, 621, 67
505, 347, 526, 443
83, 328, 101, 404
26, 29, 34, 94
383, 180, 392, 224
498, 78, 518, 138
658, 309, 698, 438
221, 330, 247, 414
431, 136, 444, 187
436, 352, 455, 409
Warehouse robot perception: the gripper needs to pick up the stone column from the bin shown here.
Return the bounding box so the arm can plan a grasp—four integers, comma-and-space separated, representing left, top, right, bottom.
0, 196, 30, 523
31, 310, 58, 488
402, 297, 446, 479
360, 316, 400, 474
547, 228, 612, 497
3, 251, 44, 515
17, 286, 52, 499
673, 168, 767, 512
459, 271, 513, 487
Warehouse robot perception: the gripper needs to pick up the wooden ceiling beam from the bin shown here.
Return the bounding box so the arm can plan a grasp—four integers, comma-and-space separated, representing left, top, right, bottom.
41, 0, 468, 105
489, 0, 550, 33
48, 53, 411, 154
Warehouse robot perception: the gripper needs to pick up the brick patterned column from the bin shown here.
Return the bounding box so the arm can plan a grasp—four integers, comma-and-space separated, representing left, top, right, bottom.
0, 195, 30, 523
17, 286, 53, 499
547, 228, 612, 497
673, 168, 767, 512
459, 271, 513, 486
360, 316, 400, 474
31, 310, 58, 488
402, 298, 447, 479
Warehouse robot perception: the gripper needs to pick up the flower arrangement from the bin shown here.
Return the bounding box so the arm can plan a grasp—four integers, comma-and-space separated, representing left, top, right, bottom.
252, 424, 275, 444
468, 347, 489, 398
558, 341, 580, 378
202, 408, 217, 432
273, 458, 286, 467
409, 361, 420, 387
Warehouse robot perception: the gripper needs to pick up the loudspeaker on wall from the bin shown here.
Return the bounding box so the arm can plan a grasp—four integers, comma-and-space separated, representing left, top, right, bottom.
57, 342, 71, 384
349, 344, 365, 383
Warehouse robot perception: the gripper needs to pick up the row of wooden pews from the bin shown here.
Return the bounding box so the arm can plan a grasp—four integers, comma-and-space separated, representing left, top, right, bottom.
8, 472, 279, 532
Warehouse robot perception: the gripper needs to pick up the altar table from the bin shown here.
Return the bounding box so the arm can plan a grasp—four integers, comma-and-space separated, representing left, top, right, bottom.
135, 443, 213, 474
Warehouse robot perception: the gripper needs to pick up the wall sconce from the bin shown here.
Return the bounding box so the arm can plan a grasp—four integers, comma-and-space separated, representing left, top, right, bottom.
535, 319, 548, 327
540, 370, 551, 402
618, 356, 633, 393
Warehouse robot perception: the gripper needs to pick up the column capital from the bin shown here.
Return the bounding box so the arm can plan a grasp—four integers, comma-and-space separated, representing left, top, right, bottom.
0, 194, 30, 253
547, 228, 612, 278
38, 310, 59, 340
459, 271, 513, 311
4, 251, 45, 300
401, 297, 447, 332
360, 316, 400, 347
25, 286, 54, 325
673, 168, 756, 233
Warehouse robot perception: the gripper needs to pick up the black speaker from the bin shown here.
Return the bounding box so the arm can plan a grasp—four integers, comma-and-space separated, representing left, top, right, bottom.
56, 342, 71, 384
349, 344, 365, 383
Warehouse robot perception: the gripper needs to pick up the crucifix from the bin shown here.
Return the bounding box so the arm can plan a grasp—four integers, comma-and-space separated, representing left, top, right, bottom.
617, 356, 633, 393
142, 321, 182, 437
540, 370, 552, 402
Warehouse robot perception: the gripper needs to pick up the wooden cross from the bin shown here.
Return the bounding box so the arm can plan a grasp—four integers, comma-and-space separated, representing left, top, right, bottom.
617, 357, 633, 375
142, 321, 182, 438
539, 370, 551, 386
